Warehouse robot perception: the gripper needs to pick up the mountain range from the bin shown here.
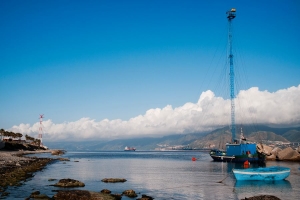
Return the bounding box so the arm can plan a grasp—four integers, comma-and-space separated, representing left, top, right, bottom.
45, 125, 300, 151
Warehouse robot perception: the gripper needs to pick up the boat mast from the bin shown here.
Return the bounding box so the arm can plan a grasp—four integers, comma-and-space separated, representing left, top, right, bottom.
227, 8, 236, 143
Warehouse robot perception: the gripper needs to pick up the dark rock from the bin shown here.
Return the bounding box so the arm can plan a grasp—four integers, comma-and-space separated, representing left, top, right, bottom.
2, 142, 47, 151
30, 190, 40, 196
241, 195, 281, 200
1, 192, 9, 197
53, 190, 91, 200
137, 194, 154, 200
51, 150, 65, 156
31, 194, 51, 199
53, 178, 85, 187
101, 178, 127, 183
122, 189, 137, 197
53, 190, 117, 200
48, 178, 57, 181
101, 189, 111, 194
57, 158, 70, 161
0, 157, 53, 196
111, 193, 122, 200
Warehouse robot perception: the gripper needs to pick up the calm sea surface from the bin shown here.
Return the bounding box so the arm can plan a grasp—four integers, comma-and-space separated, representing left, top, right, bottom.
4, 151, 300, 200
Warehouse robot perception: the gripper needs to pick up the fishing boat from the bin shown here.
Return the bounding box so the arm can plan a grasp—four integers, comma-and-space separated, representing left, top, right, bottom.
210, 128, 265, 163
209, 8, 265, 163
124, 146, 136, 151
233, 166, 290, 181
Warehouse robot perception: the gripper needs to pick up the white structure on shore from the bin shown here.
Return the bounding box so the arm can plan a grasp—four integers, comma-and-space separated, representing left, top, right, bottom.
38, 114, 44, 147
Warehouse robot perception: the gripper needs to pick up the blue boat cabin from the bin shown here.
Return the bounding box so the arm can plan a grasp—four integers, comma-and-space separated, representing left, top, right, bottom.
226, 143, 257, 156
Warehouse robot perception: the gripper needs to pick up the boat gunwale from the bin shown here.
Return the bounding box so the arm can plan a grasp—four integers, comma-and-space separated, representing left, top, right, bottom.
233, 167, 290, 175
233, 170, 290, 175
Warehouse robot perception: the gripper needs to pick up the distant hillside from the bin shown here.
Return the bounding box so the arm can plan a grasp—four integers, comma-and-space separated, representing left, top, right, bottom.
190, 125, 299, 150
45, 125, 300, 151
282, 129, 300, 142
190, 128, 231, 150
46, 132, 208, 151
248, 131, 288, 142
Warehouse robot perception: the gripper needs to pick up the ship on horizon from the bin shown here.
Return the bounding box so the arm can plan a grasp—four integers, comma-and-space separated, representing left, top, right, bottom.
124, 146, 136, 151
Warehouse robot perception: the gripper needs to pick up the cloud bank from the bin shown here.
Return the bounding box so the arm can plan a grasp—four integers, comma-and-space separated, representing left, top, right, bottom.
11, 85, 300, 141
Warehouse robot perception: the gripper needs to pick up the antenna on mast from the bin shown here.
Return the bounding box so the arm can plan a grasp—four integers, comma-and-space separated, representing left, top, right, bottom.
38, 114, 44, 147
227, 8, 236, 143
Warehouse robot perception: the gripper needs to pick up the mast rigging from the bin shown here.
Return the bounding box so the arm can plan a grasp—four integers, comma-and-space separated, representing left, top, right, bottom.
227, 8, 236, 143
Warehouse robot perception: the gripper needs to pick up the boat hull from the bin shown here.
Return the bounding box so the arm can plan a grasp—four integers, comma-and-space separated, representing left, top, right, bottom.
124, 146, 136, 151
210, 154, 265, 163
210, 143, 266, 163
233, 166, 290, 181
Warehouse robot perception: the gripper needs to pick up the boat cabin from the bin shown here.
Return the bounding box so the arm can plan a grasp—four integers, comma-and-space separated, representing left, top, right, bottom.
226, 143, 257, 156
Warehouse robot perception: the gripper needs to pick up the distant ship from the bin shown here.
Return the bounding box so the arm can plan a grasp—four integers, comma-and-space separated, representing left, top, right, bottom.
124, 146, 136, 151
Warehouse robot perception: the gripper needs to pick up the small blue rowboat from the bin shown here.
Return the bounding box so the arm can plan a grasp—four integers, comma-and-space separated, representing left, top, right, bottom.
233, 166, 290, 181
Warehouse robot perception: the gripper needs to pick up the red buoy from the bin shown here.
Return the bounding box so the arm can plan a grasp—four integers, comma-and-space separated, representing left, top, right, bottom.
243, 160, 250, 168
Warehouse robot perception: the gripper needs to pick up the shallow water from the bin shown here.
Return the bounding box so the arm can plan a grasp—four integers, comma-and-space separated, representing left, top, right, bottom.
4, 151, 300, 199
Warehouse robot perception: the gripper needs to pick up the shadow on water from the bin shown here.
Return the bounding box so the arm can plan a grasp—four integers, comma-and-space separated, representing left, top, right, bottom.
233, 179, 293, 200
235, 179, 292, 189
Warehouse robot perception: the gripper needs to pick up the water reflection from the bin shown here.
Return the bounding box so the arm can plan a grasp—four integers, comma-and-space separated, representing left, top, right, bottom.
6, 151, 300, 200
234, 179, 293, 200
235, 180, 292, 189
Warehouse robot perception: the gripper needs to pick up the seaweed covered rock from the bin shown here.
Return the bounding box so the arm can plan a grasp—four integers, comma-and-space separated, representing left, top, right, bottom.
51, 150, 65, 156
241, 195, 281, 200
0, 157, 53, 196
101, 178, 127, 183
101, 189, 111, 194
27, 190, 51, 199
122, 189, 137, 197
57, 157, 70, 161
110, 193, 122, 200
137, 194, 154, 200
53, 190, 117, 200
53, 190, 91, 200
53, 178, 85, 187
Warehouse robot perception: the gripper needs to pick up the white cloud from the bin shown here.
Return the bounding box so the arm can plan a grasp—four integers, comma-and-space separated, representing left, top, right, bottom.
10, 85, 300, 141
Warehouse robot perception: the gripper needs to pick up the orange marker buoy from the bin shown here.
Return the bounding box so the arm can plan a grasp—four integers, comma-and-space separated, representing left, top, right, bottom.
243, 160, 250, 168
192, 157, 197, 161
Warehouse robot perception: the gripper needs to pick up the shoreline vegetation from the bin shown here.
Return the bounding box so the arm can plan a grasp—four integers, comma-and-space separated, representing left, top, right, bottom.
0, 142, 291, 200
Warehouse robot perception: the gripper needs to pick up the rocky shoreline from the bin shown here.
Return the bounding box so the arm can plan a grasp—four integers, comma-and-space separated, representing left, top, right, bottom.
0, 150, 54, 197
257, 144, 300, 161
0, 150, 155, 200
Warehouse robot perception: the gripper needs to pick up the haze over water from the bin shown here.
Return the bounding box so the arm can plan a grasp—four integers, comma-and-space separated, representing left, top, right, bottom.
5, 151, 300, 199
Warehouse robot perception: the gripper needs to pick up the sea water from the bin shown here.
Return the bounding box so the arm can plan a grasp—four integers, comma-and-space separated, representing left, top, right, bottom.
4, 151, 300, 200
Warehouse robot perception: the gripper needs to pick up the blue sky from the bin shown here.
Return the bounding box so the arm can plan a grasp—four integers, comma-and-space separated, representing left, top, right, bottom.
1, 0, 300, 140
